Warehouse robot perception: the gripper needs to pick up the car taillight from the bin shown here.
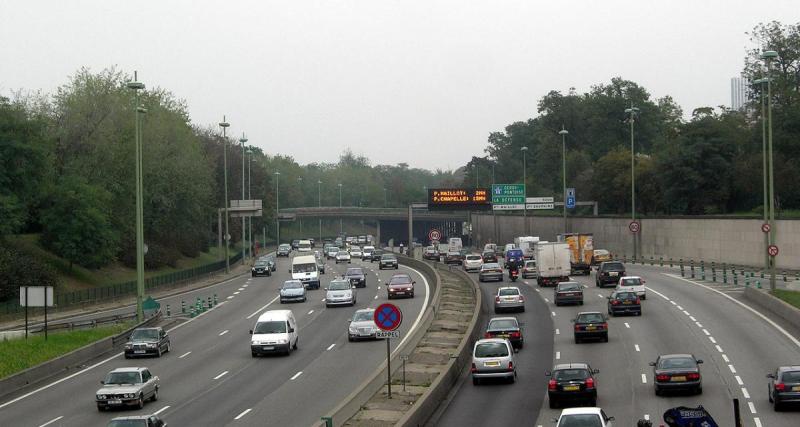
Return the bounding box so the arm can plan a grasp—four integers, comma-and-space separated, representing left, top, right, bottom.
687, 373, 700, 380
548, 379, 557, 390
635, 297, 641, 304
585, 377, 595, 388
601, 322, 608, 329
775, 382, 785, 391
574, 325, 581, 331
519, 295, 525, 302
470, 363, 477, 373
611, 300, 620, 305
510, 331, 521, 338
507, 361, 514, 371
656, 374, 670, 382
484, 332, 492, 338
495, 296, 501, 302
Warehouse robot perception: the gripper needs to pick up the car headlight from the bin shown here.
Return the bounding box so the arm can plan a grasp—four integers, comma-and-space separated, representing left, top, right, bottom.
124, 343, 132, 349
97, 394, 106, 400
349, 327, 358, 333
277, 338, 288, 344
146, 343, 157, 348
125, 393, 135, 398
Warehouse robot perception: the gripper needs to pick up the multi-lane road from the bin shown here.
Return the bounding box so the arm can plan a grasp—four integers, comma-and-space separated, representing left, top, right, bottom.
437, 262, 800, 426
0, 254, 430, 427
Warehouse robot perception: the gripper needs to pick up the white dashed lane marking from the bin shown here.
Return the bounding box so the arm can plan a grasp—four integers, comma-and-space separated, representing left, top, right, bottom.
635, 344, 640, 352
179, 351, 191, 359
641, 374, 647, 384
290, 371, 303, 380
214, 371, 228, 380
234, 409, 252, 420
326, 344, 336, 351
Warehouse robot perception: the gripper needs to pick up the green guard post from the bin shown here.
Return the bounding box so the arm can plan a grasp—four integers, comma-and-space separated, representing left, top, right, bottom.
757, 280, 762, 289
207, 296, 212, 308
711, 262, 716, 282
166, 304, 171, 317
321, 417, 333, 427
181, 300, 186, 314
214, 294, 218, 305
691, 260, 695, 278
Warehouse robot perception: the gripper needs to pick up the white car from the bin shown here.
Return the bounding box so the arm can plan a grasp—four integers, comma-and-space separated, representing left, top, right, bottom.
335, 251, 351, 264
556, 407, 614, 427
349, 246, 363, 258
326, 279, 356, 307
463, 254, 483, 272
616, 276, 646, 299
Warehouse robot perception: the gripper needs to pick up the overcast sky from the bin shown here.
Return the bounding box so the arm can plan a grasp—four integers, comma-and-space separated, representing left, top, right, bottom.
1, 1, 797, 170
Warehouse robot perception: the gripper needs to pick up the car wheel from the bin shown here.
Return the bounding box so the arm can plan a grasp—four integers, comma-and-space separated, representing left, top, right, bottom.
549, 399, 557, 409
579, 301, 584, 305
637, 311, 642, 316
479, 277, 484, 282
768, 390, 773, 403
137, 394, 144, 409
348, 336, 354, 342
519, 306, 525, 313
151, 387, 159, 401
555, 302, 560, 307
774, 399, 782, 411
124, 354, 130, 359
251, 351, 258, 357
472, 377, 480, 386
641, 295, 646, 300
603, 334, 609, 342
654, 387, 661, 396
508, 372, 516, 383
293, 338, 298, 350
251, 273, 256, 277
395, 266, 398, 269
156, 346, 162, 357
695, 386, 702, 395
574, 337, 581, 344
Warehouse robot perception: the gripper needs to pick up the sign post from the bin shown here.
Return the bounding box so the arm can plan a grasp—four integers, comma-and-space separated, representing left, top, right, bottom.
629, 221, 641, 233
19, 286, 54, 340
374, 303, 403, 399
428, 229, 442, 242
768, 244, 779, 257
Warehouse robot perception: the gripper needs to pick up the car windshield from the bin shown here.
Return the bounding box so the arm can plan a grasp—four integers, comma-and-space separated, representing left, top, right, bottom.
558, 283, 581, 291
554, 369, 590, 381
346, 268, 363, 276
279, 245, 291, 250
329, 281, 351, 290
105, 371, 142, 385
106, 420, 148, 427
466, 255, 481, 261
282, 281, 303, 289
577, 313, 604, 323
389, 276, 411, 285
524, 261, 536, 267
351, 246, 361, 251
782, 371, 800, 382
293, 263, 316, 273
255, 261, 268, 267
381, 254, 396, 260
613, 292, 636, 300
488, 319, 517, 330
329, 246, 339, 252
353, 311, 373, 322
558, 414, 602, 427
130, 329, 159, 340
620, 278, 641, 286
498, 288, 519, 296
659, 357, 696, 369
475, 342, 509, 358
254, 320, 286, 334
337, 251, 348, 256
604, 262, 624, 270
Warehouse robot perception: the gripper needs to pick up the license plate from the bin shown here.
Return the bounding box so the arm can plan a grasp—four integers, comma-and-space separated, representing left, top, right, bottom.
563, 385, 580, 391
793, 386, 800, 391
586, 326, 596, 331
623, 301, 632, 304
498, 334, 509, 338
671, 376, 686, 382
134, 350, 146, 354
109, 399, 122, 405
263, 346, 274, 351
610, 272, 618, 276
484, 361, 500, 367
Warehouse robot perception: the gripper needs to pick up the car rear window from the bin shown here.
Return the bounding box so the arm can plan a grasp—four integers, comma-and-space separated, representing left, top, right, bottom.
554, 369, 590, 381
488, 319, 518, 330
604, 262, 624, 270
658, 357, 696, 369
475, 342, 509, 358
620, 278, 641, 286
558, 414, 602, 427
107, 420, 147, 427
482, 263, 500, 269
525, 261, 536, 267
577, 313, 604, 323
498, 288, 520, 296
558, 283, 581, 291
782, 371, 800, 382
466, 255, 482, 261
282, 281, 303, 289
613, 292, 637, 299
346, 268, 363, 275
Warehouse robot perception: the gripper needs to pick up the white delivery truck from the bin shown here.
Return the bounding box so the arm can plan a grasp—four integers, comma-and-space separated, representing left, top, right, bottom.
514, 236, 540, 260
448, 237, 463, 253
535, 242, 571, 287
291, 255, 320, 289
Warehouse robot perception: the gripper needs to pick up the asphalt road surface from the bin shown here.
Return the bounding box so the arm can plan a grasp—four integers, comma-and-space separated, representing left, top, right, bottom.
0, 254, 430, 427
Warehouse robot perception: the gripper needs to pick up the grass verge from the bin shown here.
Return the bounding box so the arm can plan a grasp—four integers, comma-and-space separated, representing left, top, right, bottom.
0, 322, 133, 379
772, 289, 800, 311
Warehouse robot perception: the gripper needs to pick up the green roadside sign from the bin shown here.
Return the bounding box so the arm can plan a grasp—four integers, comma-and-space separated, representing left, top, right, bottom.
491, 184, 526, 204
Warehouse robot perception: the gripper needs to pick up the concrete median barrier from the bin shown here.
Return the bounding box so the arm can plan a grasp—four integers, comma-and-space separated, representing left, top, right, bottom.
743, 287, 800, 330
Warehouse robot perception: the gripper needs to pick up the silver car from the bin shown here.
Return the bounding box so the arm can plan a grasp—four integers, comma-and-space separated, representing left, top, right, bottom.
463, 254, 484, 272
348, 308, 379, 341
471, 338, 516, 385
326, 279, 357, 307
280, 280, 307, 303
335, 251, 351, 264
96, 367, 159, 411
494, 286, 525, 313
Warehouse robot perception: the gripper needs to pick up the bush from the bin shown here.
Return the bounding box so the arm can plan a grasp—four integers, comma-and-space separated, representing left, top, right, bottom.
0, 244, 60, 303
118, 239, 181, 269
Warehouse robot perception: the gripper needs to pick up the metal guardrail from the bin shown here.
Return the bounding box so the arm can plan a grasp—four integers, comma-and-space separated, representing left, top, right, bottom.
21, 312, 138, 334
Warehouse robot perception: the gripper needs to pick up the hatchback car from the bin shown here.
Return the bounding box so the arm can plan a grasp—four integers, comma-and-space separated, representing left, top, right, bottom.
556, 407, 614, 427
573, 312, 608, 343
279, 280, 307, 303
251, 260, 272, 277
463, 254, 484, 272
478, 263, 503, 282
482, 251, 498, 264
494, 287, 525, 313
547, 363, 599, 408
335, 250, 351, 264
107, 415, 167, 427
470, 338, 516, 385
767, 366, 800, 411
445, 251, 463, 265
379, 253, 398, 269
484, 317, 523, 349
326, 246, 340, 259
96, 367, 159, 411
651, 354, 703, 395
423, 246, 440, 261
348, 308, 379, 341
387, 273, 415, 299
276, 244, 292, 257
596, 261, 626, 287
521, 259, 537, 279
325, 279, 356, 307
607, 291, 641, 316
124, 327, 170, 358
616, 276, 646, 299
345, 267, 367, 288
554, 281, 584, 306
349, 246, 363, 258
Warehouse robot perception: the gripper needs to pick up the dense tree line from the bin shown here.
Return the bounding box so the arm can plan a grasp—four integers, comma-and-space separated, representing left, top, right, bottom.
465, 22, 800, 216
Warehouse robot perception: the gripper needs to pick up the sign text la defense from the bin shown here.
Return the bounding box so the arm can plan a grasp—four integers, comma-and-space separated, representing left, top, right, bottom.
428, 188, 492, 210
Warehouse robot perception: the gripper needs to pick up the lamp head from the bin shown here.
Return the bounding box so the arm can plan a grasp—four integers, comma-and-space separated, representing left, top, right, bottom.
761, 50, 778, 60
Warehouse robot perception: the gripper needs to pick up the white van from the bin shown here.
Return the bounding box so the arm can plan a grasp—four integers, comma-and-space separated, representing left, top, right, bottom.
297, 239, 312, 252
291, 255, 320, 289
448, 237, 463, 253
249, 310, 298, 356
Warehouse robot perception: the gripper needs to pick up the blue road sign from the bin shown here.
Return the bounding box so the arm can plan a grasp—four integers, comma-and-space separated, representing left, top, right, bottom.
566, 188, 576, 209
374, 303, 403, 331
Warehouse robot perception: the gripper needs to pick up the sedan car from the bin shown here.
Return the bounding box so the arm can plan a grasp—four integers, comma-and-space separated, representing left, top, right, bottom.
556, 407, 614, 427
325, 279, 356, 307
251, 259, 272, 277
257, 255, 277, 272
521, 259, 537, 279
349, 246, 363, 258
279, 280, 307, 303
445, 251, 463, 265
478, 263, 503, 282
494, 286, 525, 313
767, 366, 800, 411
348, 308, 378, 341
96, 367, 159, 411
276, 244, 292, 257
554, 281, 584, 306
387, 273, 415, 299
471, 338, 516, 385
596, 261, 626, 287
107, 415, 167, 427
482, 251, 498, 264
423, 246, 440, 261
573, 312, 608, 343
463, 254, 484, 272
616, 276, 646, 299
335, 251, 352, 264
607, 291, 641, 316
484, 317, 523, 349
651, 354, 703, 395
370, 249, 384, 262
379, 253, 398, 269
547, 363, 599, 408
345, 267, 367, 288
124, 327, 170, 359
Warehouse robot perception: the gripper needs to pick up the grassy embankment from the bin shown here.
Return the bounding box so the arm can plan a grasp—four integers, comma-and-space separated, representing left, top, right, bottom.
772, 289, 800, 311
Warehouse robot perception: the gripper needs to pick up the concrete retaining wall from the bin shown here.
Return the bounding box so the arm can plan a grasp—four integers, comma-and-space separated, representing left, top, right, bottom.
743, 287, 800, 331
472, 214, 800, 269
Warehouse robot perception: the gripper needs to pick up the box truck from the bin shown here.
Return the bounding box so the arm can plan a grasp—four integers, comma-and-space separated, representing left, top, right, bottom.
535, 242, 571, 287
514, 236, 539, 260
558, 233, 594, 275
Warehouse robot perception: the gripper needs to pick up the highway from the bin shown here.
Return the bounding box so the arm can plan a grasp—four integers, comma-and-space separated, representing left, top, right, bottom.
436, 262, 800, 427
0, 254, 430, 427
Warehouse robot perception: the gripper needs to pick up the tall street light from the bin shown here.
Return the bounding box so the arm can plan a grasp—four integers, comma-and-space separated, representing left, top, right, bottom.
317, 180, 322, 241
219, 117, 231, 274
338, 183, 343, 234
126, 72, 146, 322
754, 77, 770, 279
297, 177, 304, 235
762, 50, 779, 290
383, 187, 387, 208
559, 126, 569, 234
625, 104, 640, 260
492, 162, 497, 243
275, 172, 281, 247
239, 134, 248, 264
246, 148, 253, 257
521, 146, 528, 235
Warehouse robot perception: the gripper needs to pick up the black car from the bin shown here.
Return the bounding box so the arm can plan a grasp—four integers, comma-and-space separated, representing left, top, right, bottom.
252, 260, 272, 277
554, 281, 584, 306
651, 354, 703, 395
445, 251, 462, 265
345, 267, 367, 288
124, 327, 170, 358
276, 244, 291, 257
547, 363, 599, 408
596, 261, 626, 287
767, 366, 800, 411
484, 317, 523, 349
607, 291, 641, 316
107, 415, 167, 427
379, 253, 399, 270
370, 249, 384, 262
482, 251, 498, 264
572, 312, 608, 343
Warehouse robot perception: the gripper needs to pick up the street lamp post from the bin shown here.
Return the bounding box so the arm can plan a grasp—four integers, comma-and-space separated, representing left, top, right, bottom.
521, 146, 528, 235
625, 104, 640, 260
559, 127, 569, 234
338, 183, 343, 234
383, 188, 387, 208
492, 162, 497, 243
762, 50, 779, 290
318, 180, 322, 241
126, 72, 146, 322
275, 172, 281, 247
246, 148, 253, 257
755, 77, 770, 280
240, 134, 248, 264
219, 117, 231, 274
297, 177, 303, 235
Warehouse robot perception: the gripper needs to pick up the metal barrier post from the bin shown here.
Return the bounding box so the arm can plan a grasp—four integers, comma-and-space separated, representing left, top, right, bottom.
214, 294, 218, 306
712, 262, 716, 282
723, 264, 728, 284
166, 304, 171, 317
181, 300, 186, 314
680, 259, 685, 277
207, 296, 212, 309
691, 260, 695, 278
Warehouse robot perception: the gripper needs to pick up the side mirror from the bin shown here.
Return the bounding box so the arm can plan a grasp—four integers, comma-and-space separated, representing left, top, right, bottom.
288, 328, 295, 333
606, 416, 615, 422
696, 359, 704, 364
100, 380, 105, 384
571, 319, 576, 323
648, 362, 656, 366
766, 373, 775, 379
593, 369, 600, 374
544, 370, 552, 376
249, 329, 254, 335
412, 281, 416, 285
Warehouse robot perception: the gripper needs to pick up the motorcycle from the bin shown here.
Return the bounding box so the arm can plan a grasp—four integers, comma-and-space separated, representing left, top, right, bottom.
509, 267, 519, 282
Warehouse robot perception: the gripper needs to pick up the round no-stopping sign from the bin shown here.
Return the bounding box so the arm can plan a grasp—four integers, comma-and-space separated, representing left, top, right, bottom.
428, 229, 442, 242
768, 244, 779, 257
374, 303, 403, 331
629, 221, 641, 233
762, 223, 771, 233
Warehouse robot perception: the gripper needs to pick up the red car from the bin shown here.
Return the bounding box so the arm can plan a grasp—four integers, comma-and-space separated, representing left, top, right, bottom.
387, 273, 415, 299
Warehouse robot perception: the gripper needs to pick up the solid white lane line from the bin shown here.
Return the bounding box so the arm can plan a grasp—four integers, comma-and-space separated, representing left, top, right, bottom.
327, 343, 336, 351
179, 351, 191, 359
742, 387, 750, 399
641, 374, 647, 384
535, 288, 540, 293
716, 345, 724, 353
555, 329, 560, 335
391, 264, 431, 354
670, 301, 677, 306
214, 371, 229, 380
219, 330, 229, 336
238, 288, 244, 291
153, 405, 170, 415
374, 295, 378, 299
597, 294, 604, 298
736, 375, 744, 386
556, 351, 561, 360
234, 409, 252, 420
544, 298, 549, 302
709, 336, 717, 344
308, 310, 314, 315
624, 322, 630, 329
689, 315, 696, 321
635, 344, 640, 352
243, 284, 248, 288
748, 402, 757, 414
754, 417, 762, 427
246, 295, 280, 319
702, 329, 710, 336
728, 364, 737, 374
722, 354, 730, 363
290, 371, 303, 380
38, 416, 64, 427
